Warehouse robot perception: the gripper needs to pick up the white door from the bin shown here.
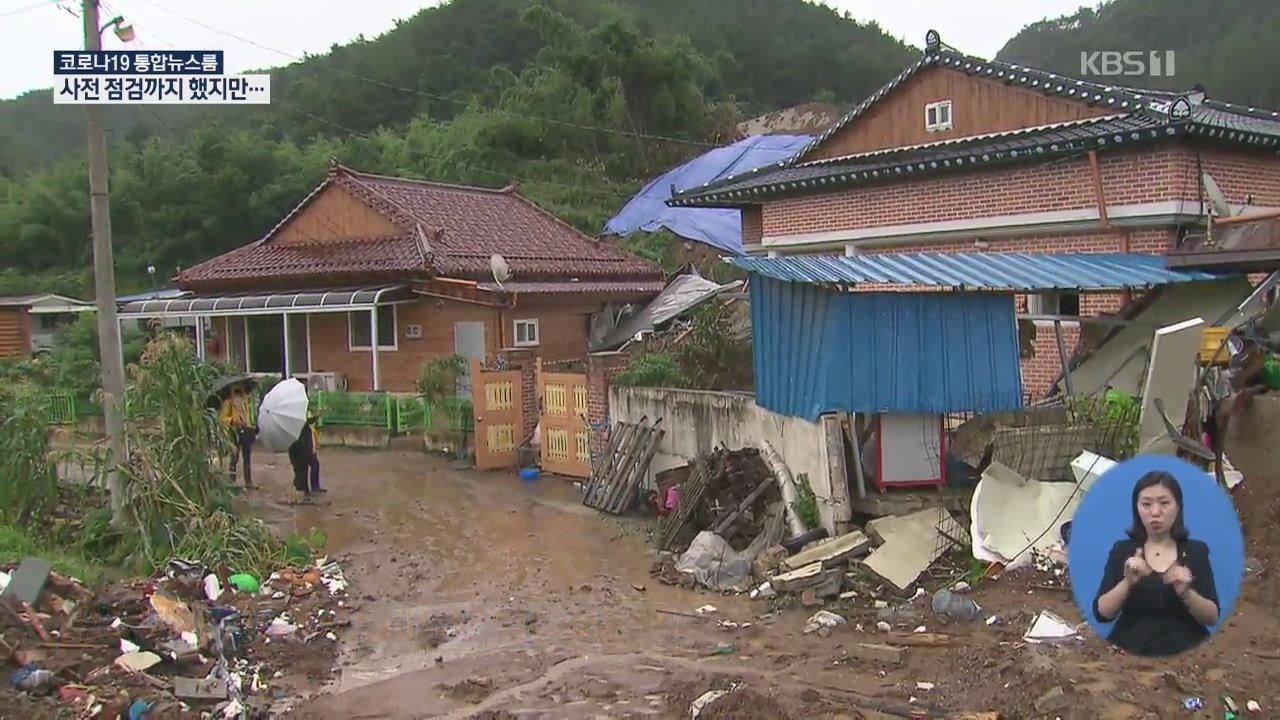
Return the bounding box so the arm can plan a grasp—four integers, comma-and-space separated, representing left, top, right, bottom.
453, 321, 486, 396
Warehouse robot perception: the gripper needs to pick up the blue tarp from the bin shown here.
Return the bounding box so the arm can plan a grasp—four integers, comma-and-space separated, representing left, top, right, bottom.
602, 134, 812, 255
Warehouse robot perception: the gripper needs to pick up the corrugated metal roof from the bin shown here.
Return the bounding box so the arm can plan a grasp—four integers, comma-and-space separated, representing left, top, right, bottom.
728, 253, 1224, 291
750, 278, 1023, 418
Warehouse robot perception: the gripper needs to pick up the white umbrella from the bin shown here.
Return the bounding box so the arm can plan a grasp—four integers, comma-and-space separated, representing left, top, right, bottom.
257, 378, 309, 453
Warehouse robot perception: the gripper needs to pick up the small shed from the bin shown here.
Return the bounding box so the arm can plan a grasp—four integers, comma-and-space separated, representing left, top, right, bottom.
728, 252, 1228, 488
730, 252, 1226, 419
0, 297, 35, 358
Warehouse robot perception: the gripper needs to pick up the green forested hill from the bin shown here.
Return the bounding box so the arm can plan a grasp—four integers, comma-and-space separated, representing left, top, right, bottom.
0, 0, 913, 177
998, 0, 1280, 109
0, 0, 914, 295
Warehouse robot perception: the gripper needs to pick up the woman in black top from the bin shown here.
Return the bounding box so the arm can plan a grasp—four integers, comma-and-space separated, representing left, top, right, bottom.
1093, 471, 1220, 656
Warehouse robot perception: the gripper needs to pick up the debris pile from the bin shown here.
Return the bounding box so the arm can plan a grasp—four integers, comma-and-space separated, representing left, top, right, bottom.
0, 555, 351, 718
583, 417, 666, 515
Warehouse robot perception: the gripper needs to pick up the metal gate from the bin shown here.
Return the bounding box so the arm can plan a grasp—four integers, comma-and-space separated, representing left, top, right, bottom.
471, 358, 523, 470
536, 358, 591, 478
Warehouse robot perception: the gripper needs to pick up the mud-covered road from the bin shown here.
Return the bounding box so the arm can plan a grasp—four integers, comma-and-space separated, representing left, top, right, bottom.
242, 448, 1277, 719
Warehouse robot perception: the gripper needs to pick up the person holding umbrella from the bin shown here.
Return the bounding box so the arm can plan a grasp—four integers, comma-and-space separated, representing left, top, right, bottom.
256, 378, 327, 501
211, 376, 258, 489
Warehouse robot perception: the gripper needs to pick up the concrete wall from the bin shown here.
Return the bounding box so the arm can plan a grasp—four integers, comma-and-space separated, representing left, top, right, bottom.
608, 386, 839, 534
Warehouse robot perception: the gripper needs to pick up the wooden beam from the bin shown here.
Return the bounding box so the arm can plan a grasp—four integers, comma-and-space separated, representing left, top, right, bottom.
1088, 150, 1111, 230
1213, 207, 1280, 227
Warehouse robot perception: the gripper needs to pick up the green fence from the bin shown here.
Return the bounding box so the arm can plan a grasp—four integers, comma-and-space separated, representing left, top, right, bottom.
42, 391, 76, 425
310, 391, 394, 429
43, 386, 474, 436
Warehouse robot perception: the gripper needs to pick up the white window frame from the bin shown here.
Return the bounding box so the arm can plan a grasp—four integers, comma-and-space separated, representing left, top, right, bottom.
924, 100, 953, 132
1026, 292, 1081, 317
348, 305, 398, 352
513, 318, 540, 347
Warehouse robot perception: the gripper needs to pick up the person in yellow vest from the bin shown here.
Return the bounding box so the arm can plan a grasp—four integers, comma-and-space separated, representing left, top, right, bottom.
219, 383, 258, 489
288, 398, 326, 499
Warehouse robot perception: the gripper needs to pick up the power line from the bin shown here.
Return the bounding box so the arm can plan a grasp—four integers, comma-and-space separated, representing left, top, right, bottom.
130, 0, 795, 154
0, 0, 54, 19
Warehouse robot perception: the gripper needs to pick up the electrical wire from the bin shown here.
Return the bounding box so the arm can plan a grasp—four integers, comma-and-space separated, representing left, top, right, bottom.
0, 0, 53, 19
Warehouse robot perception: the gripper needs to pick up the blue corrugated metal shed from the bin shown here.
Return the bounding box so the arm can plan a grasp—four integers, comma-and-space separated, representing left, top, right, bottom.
729, 252, 1225, 290
750, 277, 1023, 419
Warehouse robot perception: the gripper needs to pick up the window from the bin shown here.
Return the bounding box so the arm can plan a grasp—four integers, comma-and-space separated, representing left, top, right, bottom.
1026, 292, 1081, 316
348, 305, 397, 350
514, 318, 540, 347
924, 100, 953, 132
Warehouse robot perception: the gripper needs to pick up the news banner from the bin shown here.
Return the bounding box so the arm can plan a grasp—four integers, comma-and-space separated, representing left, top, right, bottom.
52, 50, 271, 105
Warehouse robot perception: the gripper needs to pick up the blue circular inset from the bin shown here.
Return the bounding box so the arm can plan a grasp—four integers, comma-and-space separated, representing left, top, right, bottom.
1068, 454, 1244, 654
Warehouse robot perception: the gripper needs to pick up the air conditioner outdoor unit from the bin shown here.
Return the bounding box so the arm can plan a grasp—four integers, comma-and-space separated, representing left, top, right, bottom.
296, 371, 346, 392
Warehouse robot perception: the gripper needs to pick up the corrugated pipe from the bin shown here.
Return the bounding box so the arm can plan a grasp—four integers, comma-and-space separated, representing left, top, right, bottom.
760, 440, 808, 538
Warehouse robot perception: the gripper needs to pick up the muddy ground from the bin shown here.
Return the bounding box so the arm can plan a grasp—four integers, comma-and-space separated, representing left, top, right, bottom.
233, 448, 1278, 719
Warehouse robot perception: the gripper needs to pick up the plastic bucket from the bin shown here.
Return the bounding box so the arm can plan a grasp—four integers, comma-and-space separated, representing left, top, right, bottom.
519, 467, 541, 483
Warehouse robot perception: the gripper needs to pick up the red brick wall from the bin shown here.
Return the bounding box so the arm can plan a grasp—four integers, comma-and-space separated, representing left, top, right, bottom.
586, 351, 633, 456
302, 296, 610, 393
762, 146, 1195, 238
741, 206, 764, 253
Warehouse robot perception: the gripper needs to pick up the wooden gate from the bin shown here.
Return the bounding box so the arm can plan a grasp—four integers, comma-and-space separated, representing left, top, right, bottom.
471, 358, 523, 470
536, 358, 591, 478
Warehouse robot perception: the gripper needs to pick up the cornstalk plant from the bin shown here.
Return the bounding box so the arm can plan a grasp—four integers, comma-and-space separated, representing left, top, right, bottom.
116, 333, 287, 576
0, 384, 60, 525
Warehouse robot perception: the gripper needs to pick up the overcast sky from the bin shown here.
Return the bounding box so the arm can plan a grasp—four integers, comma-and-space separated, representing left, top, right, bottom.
0, 0, 1092, 101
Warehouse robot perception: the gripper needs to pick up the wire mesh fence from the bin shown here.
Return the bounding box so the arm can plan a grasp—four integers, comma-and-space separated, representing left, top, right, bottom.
926, 393, 1141, 565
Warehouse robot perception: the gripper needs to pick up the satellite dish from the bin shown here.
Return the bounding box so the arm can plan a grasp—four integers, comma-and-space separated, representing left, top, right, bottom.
490, 254, 511, 287
1201, 172, 1233, 218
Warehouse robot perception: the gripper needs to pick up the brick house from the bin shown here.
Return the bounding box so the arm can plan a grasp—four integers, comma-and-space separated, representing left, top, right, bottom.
671, 31, 1280, 397
118, 162, 665, 392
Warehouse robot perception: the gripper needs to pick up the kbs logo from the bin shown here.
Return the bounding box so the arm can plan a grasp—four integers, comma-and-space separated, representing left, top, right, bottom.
1079, 50, 1176, 77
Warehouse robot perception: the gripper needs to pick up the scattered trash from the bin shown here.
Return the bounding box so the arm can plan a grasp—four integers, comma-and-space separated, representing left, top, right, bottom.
695, 604, 718, 615
985, 615, 1001, 626
749, 581, 776, 600
1182, 697, 1204, 711
203, 573, 223, 601
931, 588, 982, 620
916, 681, 935, 691
876, 621, 891, 633
1247, 700, 1261, 713
10, 662, 55, 692
1023, 610, 1080, 644
115, 650, 163, 673
705, 643, 736, 657
127, 698, 152, 720
689, 683, 744, 718
228, 573, 260, 593
803, 610, 847, 635
676, 532, 753, 592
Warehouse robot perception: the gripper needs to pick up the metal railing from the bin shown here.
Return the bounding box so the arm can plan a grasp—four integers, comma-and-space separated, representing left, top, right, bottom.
45, 387, 474, 436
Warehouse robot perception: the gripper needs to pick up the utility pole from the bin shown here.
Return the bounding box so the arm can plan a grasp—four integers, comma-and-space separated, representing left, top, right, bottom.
83, 0, 128, 525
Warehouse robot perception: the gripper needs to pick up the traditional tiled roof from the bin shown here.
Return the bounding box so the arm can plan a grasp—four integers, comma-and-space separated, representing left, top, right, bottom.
179, 235, 428, 290
671, 34, 1280, 208
179, 164, 661, 291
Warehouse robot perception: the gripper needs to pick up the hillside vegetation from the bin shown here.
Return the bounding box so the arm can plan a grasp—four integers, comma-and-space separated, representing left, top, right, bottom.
0, 0, 915, 294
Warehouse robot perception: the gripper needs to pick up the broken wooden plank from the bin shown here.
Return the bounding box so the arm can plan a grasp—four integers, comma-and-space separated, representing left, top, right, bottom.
862, 507, 955, 591
782, 530, 871, 571
882, 632, 963, 647
768, 561, 824, 592
848, 643, 905, 665
711, 477, 775, 536
822, 415, 853, 523
173, 676, 228, 701
2, 557, 51, 606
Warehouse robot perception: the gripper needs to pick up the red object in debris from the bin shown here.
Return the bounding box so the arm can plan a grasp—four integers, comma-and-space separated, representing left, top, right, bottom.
58, 685, 90, 702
